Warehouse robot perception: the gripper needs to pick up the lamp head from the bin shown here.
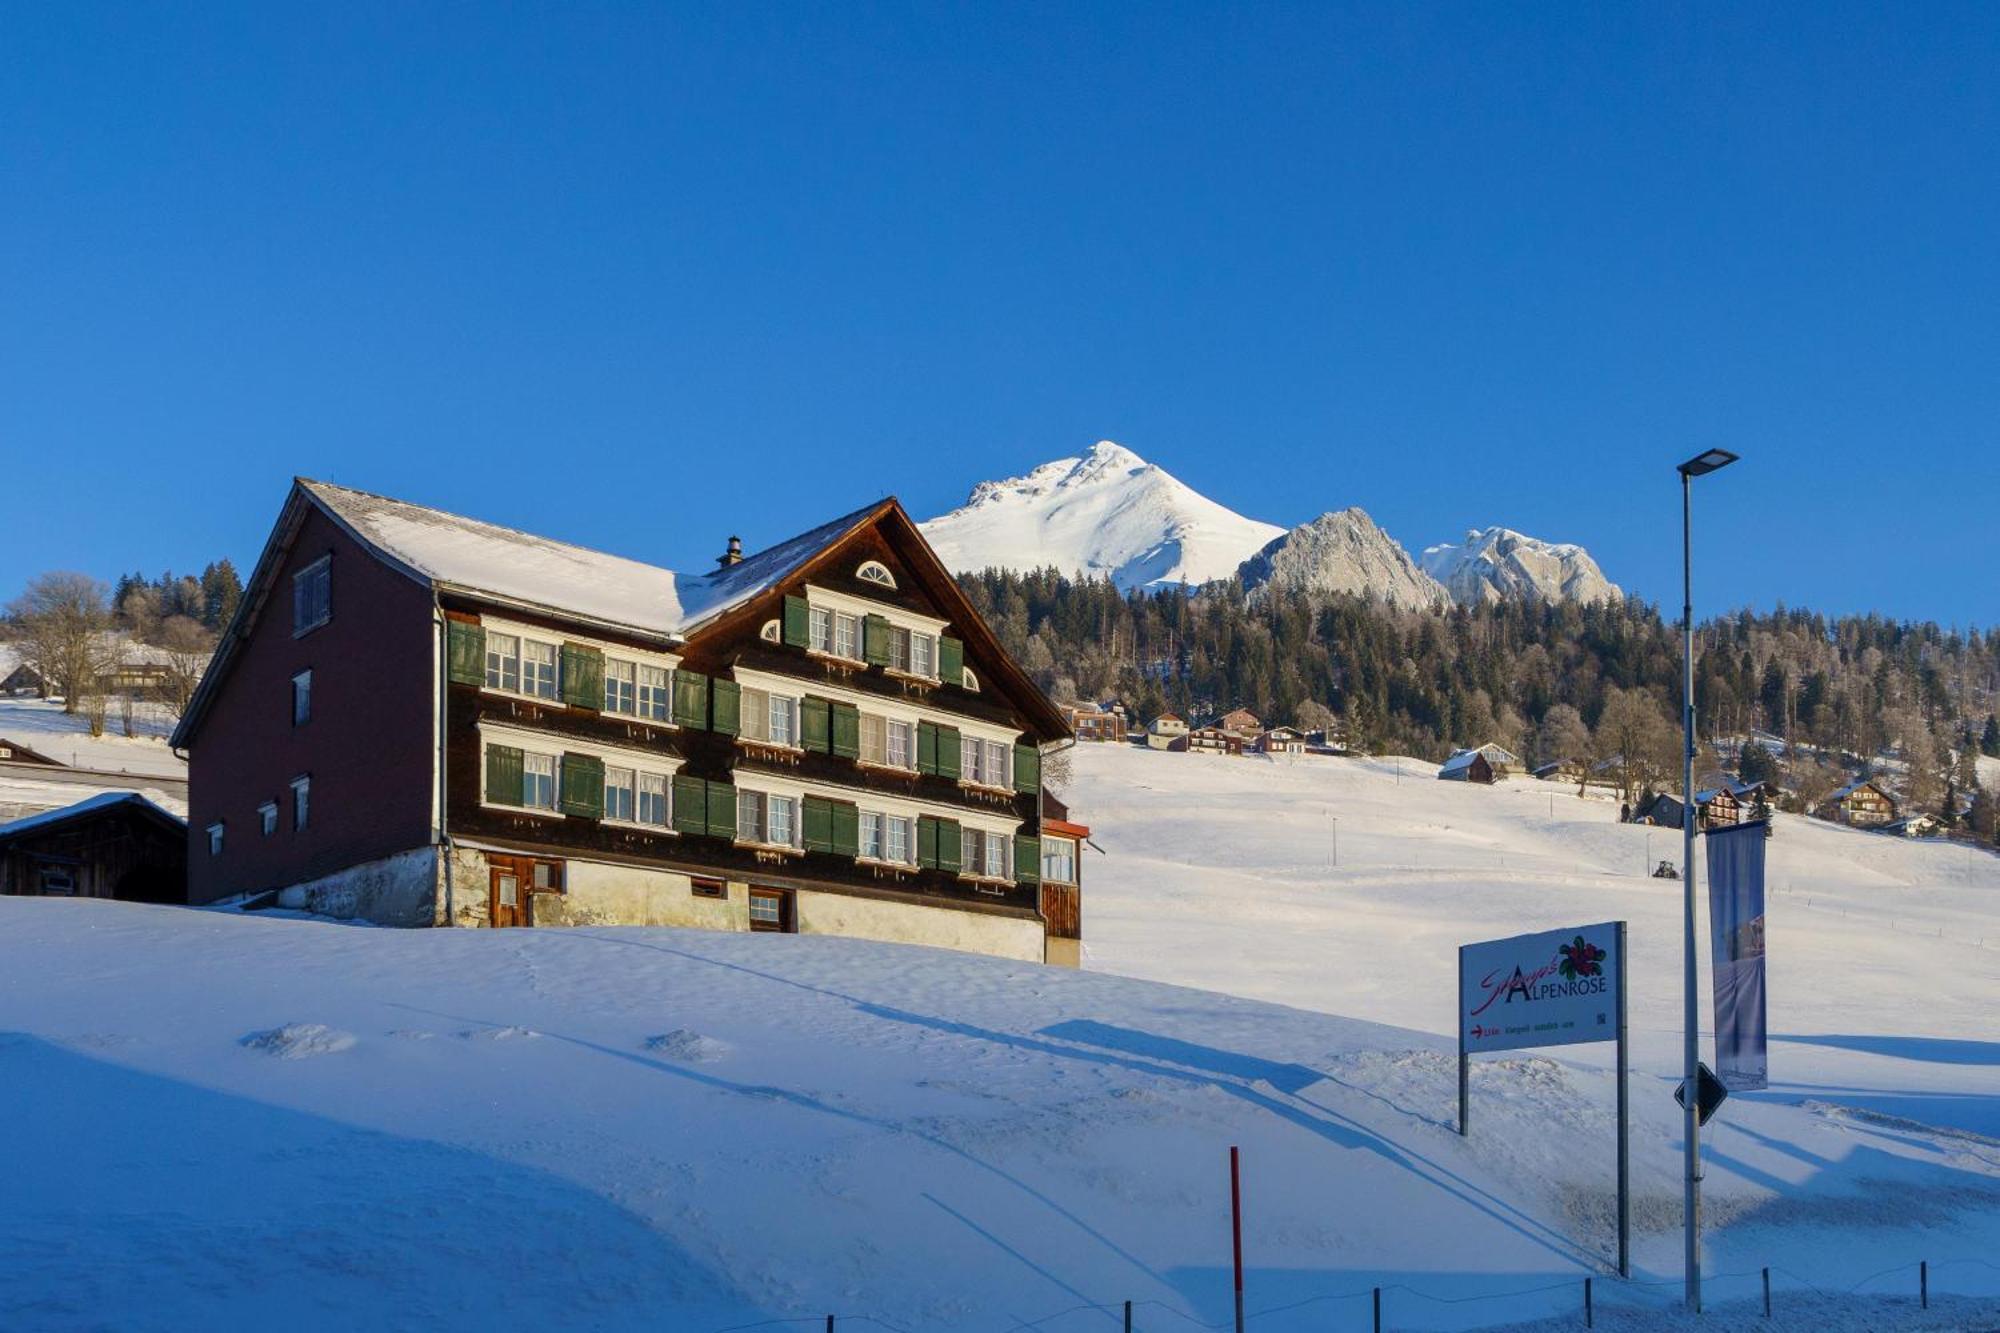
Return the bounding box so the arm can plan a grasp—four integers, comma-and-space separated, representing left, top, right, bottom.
1678, 448, 1740, 477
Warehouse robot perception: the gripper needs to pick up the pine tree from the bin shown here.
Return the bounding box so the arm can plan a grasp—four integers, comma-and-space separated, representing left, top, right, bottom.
1984, 714, 2000, 759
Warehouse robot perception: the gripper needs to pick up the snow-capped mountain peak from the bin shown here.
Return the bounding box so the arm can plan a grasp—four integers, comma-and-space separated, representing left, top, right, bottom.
1418, 526, 1621, 606
920, 441, 1284, 590
1237, 508, 1450, 611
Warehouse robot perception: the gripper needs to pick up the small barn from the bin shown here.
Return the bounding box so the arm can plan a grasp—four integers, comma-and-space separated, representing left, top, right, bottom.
0, 792, 187, 902
1438, 750, 1495, 785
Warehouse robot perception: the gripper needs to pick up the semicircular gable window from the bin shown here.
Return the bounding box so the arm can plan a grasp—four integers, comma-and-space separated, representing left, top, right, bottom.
760, 619, 781, 643
856, 561, 896, 589
961, 667, 980, 692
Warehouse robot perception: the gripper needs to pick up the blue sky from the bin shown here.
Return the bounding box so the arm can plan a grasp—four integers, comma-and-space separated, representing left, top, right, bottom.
4, 4, 1995, 623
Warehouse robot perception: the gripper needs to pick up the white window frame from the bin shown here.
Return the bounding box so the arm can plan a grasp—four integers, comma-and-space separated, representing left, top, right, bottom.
1041, 835, 1078, 884
855, 560, 897, 588
292, 555, 331, 637
739, 686, 801, 749
883, 813, 912, 865
833, 611, 859, 660
476, 721, 684, 826
886, 718, 913, 769
636, 771, 670, 828
735, 787, 802, 851
809, 605, 834, 654
603, 764, 637, 823
207, 822, 224, 856
258, 801, 278, 836
521, 752, 556, 811
636, 663, 672, 721
603, 658, 638, 716
290, 775, 311, 831
291, 669, 312, 726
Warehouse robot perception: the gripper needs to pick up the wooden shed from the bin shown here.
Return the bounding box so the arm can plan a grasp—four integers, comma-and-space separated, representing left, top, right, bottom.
0, 792, 187, 902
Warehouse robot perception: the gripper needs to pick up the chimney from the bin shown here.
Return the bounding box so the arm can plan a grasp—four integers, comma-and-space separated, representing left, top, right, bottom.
717, 535, 743, 569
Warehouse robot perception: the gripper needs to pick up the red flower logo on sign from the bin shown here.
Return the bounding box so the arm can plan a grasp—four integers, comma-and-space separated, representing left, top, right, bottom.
1558, 936, 1605, 980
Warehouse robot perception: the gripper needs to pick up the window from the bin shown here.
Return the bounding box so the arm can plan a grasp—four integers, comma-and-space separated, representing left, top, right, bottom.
860, 810, 883, 859
638, 773, 669, 827
1042, 836, 1078, 884
637, 665, 671, 720
207, 822, 224, 856
521, 639, 558, 699
861, 713, 887, 764
523, 752, 556, 810
691, 877, 726, 899
485, 633, 522, 692
604, 659, 637, 715
963, 737, 1011, 788
886, 719, 912, 769
293, 556, 330, 634
986, 740, 1010, 788
889, 625, 912, 672
856, 560, 896, 588
911, 632, 936, 678
291, 776, 311, 831
291, 670, 312, 726
259, 801, 278, 836
834, 612, 859, 660
736, 790, 798, 847
748, 888, 791, 931
604, 766, 636, 822
38, 867, 75, 896
884, 814, 912, 864
964, 828, 1010, 878
740, 688, 799, 746
810, 606, 833, 654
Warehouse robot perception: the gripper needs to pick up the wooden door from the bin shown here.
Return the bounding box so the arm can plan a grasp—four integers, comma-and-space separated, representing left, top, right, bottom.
490, 860, 527, 927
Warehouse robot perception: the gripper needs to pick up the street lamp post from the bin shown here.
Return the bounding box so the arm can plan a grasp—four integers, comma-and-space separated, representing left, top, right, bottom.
1677, 447, 1738, 1313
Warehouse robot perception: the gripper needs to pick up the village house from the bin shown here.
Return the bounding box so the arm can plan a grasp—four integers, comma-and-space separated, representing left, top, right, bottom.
1215, 708, 1262, 737
1144, 712, 1188, 750
172, 480, 1080, 966
1459, 742, 1521, 778
0, 792, 187, 902
1437, 749, 1495, 785
1037, 789, 1090, 966
1815, 778, 1898, 829
1255, 726, 1306, 756
1060, 701, 1126, 743
1171, 726, 1245, 756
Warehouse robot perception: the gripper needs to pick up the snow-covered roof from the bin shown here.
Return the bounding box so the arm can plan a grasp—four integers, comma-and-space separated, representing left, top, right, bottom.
303, 479, 884, 641
1438, 749, 1486, 776
0, 790, 185, 844
1823, 778, 1889, 804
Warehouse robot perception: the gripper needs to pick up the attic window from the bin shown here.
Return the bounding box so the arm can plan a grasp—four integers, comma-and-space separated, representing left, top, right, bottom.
856, 561, 896, 589
760, 619, 781, 643
961, 667, 980, 692
293, 556, 331, 636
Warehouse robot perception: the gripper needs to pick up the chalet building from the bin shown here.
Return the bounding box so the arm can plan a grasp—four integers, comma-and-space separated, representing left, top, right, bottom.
1437, 750, 1495, 785
1145, 713, 1188, 750
1458, 742, 1520, 778
1061, 702, 1127, 743
1171, 726, 1244, 756
172, 480, 1079, 966
0, 792, 187, 901
1215, 708, 1262, 737
1255, 726, 1306, 756
1816, 779, 1897, 829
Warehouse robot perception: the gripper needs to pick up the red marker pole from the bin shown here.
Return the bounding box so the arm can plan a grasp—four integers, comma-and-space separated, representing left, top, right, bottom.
1230, 1145, 1245, 1333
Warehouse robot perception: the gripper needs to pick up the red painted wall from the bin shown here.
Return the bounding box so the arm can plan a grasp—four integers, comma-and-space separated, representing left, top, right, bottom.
186, 504, 435, 904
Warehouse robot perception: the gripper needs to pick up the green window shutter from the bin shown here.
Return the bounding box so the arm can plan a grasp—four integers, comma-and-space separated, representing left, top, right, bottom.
937, 725, 962, 781
917, 815, 940, 870
802, 795, 834, 853
711, 678, 741, 736
1014, 742, 1041, 794
783, 595, 810, 648
560, 753, 605, 818
447, 621, 485, 685
672, 774, 707, 835
862, 613, 892, 666
916, 721, 938, 775
673, 671, 710, 728
801, 697, 832, 752
704, 779, 736, 838
831, 702, 860, 759
561, 644, 604, 708
485, 744, 523, 805
937, 819, 961, 874
1015, 833, 1041, 886
939, 636, 964, 685
830, 801, 859, 857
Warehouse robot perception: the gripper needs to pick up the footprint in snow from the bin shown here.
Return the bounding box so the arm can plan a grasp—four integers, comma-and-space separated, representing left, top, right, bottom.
240, 1023, 358, 1059
645, 1029, 731, 1062
458, 1025, 540, 1042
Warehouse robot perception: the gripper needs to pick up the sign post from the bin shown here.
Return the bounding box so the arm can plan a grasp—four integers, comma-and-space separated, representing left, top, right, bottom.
1459, 920, 1629, 1276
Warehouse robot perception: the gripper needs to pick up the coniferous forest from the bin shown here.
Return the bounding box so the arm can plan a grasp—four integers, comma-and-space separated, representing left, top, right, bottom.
958, 567, 2000, 830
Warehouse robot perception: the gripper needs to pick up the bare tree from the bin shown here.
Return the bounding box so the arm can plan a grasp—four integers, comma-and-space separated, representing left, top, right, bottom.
6, 572, 114, 714
1536, 704, 1591, 766
1593, 687, 1679, 806
156, 615, 215, 721
1040, 742, 1075, 795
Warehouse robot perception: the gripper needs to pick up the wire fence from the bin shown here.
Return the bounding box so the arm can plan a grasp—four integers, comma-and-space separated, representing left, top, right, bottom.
705, 1256, 2000, 1332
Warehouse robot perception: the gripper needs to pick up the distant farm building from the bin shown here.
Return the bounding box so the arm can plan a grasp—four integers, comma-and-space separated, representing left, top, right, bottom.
1437, 750, 1495, 785
1816, 779, 1898, 828
1172, 726, 1245, 757
1062, 702, 1127, 743
0, 792, 187, 902
1145, 713, 1188, 751
1255, 727, 1307, 756
1214, 708, 1261, 737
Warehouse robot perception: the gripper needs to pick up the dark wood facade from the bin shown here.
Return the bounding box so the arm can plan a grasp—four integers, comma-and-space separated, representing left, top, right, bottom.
0, 794, 187, 902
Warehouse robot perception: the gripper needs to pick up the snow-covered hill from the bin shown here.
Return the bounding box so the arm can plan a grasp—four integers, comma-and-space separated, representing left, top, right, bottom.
1237, 508, 1450, 610
1420, 527, 1622, 607
918, 442, 1284, 590
5, 745, 1999, 1330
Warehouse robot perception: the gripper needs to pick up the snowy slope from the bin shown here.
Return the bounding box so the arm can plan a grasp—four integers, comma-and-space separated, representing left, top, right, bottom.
0, 696, 185, 778
6, 742, 2000, 1330
919, 442, 1284, 590
1420, 527, 1622, 607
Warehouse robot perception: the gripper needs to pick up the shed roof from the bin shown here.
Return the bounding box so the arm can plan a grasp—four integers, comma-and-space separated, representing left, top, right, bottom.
0, 791, 186, 846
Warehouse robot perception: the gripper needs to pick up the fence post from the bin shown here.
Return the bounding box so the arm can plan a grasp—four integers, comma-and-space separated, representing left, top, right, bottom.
1372, 1286, 1381, 1333
1584, 1276, 1593, 1328
1124, 1300, 1132, 1333
1230, 1146, 1244, 1333
826, 1318, 834, 1333
1921, 1259, 1928, 1310
1762, 1267, 1770, 1318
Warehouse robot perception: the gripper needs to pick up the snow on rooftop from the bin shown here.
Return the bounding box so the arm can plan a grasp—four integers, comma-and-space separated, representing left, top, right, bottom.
303, 481, 883, 638
0, 790, 182, 841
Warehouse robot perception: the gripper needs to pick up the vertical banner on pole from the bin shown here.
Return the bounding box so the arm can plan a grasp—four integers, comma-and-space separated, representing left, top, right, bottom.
1457, 944, 1469, 1136
1705, 821, 1769, 1091
1229, 1145, 1244, 1333
1615, 920, 1630, 1278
